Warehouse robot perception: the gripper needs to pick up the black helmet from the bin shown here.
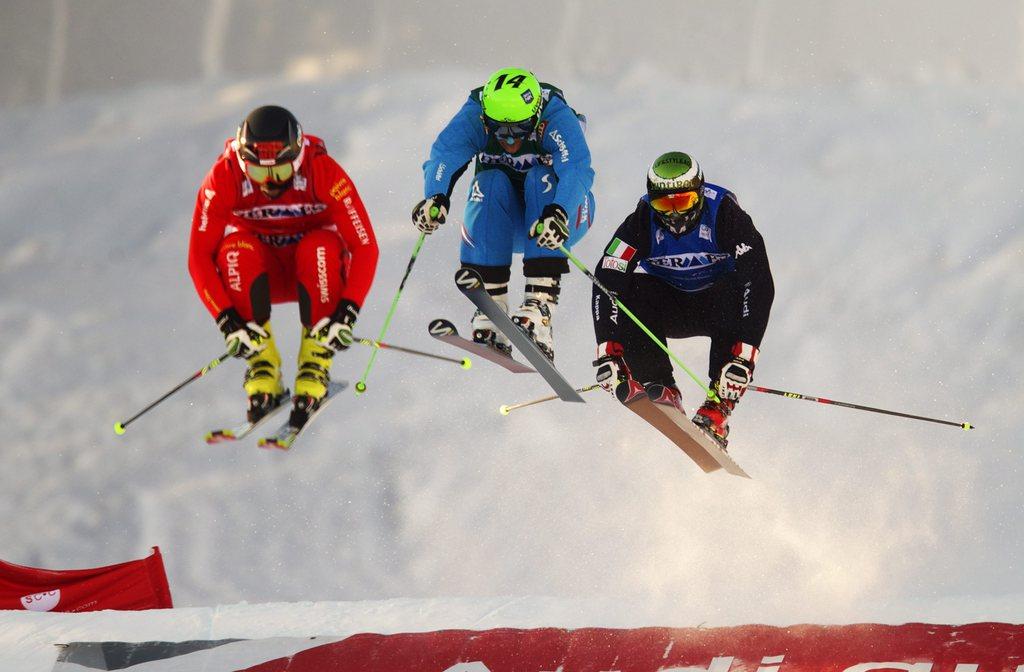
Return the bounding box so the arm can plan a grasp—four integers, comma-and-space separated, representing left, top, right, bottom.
646, 151, 705, 235
235, 105, 304, 185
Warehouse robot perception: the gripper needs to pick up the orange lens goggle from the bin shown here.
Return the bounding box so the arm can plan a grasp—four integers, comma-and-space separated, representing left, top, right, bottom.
244, 161, 295, 185
650, 191, 699, 213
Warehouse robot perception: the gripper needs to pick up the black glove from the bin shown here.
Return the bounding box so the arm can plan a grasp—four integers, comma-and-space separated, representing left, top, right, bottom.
412, 193, 450, 234
216, 308, 268, 359
529, 203, 569, 250
310, 300, 359, 352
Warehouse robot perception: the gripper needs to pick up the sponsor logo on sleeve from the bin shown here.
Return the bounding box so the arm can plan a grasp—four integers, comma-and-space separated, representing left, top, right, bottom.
329, 177, 352, 201
199, 189, 216, 231
735, 242, 753, 257
602, 256, 628, 272
342, 196, 370, 245
548, 129, 570, 163
434, 162, 447, 182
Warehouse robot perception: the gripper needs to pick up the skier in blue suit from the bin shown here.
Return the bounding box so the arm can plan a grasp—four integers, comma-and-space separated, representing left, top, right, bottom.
412, 67, 595, 361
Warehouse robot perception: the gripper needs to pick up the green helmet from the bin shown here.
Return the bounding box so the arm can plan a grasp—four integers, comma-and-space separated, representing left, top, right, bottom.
646, 152, 705, 234
481, 67, 542, 123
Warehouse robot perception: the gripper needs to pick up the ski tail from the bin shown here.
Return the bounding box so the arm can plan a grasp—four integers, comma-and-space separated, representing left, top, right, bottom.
258, 381, 348, 451
428, 318, 535, 373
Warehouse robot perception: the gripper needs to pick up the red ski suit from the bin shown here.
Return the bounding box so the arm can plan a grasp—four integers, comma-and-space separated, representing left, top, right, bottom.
188, 135, 378, 326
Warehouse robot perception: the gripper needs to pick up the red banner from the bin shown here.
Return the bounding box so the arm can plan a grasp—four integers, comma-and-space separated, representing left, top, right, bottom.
0, 546, 172, 612
241, 624, 1024, 672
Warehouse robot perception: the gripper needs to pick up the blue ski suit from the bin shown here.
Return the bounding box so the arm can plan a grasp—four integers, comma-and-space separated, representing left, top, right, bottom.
422, 84, 595, 269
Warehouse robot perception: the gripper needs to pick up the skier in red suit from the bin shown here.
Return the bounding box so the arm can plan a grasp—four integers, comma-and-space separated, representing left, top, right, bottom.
188, 105, 378, 426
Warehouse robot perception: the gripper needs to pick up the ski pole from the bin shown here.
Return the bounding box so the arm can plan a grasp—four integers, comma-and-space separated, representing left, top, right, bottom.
114, 347, 236, 435
748, 385, 975, 430
354, 335, 471, 369
499, 384, 602, 416
556, 243, 719, 402
355, 231, 427, 394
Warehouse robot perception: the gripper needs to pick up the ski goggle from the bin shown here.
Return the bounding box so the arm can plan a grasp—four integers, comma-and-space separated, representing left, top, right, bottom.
483, 115, 538, 144
650, 191, 700, 213
243, 161, 295, 185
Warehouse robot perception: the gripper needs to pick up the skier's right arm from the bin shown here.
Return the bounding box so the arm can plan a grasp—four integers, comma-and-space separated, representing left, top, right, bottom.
187, 160, 236, 319
414, 95, 485, 233
592, 201, 651, 345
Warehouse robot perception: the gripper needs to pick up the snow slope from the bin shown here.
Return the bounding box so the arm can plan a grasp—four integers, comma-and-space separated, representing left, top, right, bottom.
0, 67, 1021, 633
0, 597, 641, 671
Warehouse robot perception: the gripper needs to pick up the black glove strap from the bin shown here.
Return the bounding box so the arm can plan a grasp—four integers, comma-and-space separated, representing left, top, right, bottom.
216, 308, 245, 338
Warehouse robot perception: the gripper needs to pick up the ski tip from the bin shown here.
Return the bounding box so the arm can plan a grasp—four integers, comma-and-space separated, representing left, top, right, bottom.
354, 381, 367, 394
499, 405, 511, 416
113, 422, 126, 436
461, 358, 472, 370
962, 422, 975, 430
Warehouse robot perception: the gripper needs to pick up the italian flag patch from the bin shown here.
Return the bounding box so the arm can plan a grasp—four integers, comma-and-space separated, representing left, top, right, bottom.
606, 238, 636, 261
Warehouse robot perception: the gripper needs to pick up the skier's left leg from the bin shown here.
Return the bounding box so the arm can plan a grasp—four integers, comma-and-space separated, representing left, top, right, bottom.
515, 165, 596, 361
291, 229, 350, 410
692, 278, 760, 447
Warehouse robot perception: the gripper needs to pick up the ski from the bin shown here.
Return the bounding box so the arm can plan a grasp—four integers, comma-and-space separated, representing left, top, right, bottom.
205, 390, 291, 444
624, 396, 750, 478
428, 318, 535, 373
454, 268, 584, 403
257, 381, 348, 451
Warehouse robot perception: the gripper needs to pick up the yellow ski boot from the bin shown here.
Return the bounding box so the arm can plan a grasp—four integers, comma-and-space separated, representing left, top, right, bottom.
243, 322, 288, 422
292, 326, 335, 426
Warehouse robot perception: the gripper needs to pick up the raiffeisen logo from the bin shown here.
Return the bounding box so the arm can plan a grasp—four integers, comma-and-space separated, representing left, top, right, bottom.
20, 590, 60, 612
